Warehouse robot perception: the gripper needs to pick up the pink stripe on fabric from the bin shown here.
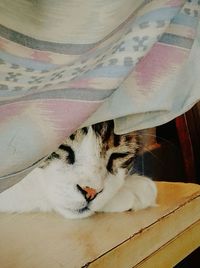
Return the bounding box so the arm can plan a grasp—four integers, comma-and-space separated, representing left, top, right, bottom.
0, 99, 101, 144
134, 43, 188, 90
166, 0, 184, 7
65, 78, 91, 88
36, 99, 101, 141
0, 102, 28, 123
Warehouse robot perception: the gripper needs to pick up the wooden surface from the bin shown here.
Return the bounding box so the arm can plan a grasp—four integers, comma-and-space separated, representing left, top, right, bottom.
135, 220, 200, 268
0, 182, 200, 268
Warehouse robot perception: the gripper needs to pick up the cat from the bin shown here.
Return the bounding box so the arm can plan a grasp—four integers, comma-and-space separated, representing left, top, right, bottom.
0, 120, 157, 219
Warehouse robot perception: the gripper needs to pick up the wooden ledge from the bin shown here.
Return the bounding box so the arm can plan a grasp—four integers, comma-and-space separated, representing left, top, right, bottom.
0, 182, 200, 268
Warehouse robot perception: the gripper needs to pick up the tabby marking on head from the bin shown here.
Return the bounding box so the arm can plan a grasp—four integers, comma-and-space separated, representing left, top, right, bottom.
41, 120, 138, 174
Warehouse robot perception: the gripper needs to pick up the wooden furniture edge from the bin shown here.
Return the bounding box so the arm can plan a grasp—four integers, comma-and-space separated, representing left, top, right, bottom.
135, 219, 200, 268
86, 195, 200, 268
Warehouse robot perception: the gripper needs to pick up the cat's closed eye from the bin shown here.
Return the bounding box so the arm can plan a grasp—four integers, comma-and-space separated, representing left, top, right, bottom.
106, 152, 130, 173
59, 145, 75, 165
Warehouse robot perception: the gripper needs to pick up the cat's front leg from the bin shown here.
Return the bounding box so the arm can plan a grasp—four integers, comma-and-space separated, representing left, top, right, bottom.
89, 169, 126, 212
99, 175, 157, 213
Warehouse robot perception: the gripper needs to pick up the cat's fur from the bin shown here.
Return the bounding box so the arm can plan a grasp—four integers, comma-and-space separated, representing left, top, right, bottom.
0, 121, 157, 219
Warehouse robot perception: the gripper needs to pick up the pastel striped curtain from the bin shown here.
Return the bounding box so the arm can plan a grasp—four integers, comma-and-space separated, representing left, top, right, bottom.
0, 0, 199, 191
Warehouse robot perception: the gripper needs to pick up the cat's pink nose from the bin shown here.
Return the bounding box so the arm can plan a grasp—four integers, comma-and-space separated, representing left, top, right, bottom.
77, 185, 97, 201
83, 186, 97, 200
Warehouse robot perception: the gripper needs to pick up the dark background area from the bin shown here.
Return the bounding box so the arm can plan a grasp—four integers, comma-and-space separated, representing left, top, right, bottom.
135, 102, 200, 266
135, 120, 186, 182
136, 102, 200, 184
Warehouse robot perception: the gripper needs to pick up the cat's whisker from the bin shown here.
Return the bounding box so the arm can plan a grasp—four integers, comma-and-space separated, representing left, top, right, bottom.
139, 133, 178, 149
139, 145, 166, 167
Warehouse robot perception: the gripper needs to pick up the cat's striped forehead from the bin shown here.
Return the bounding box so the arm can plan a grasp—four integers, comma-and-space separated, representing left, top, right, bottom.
42, 120, 138, 173
69, 120, 137, 153
67, 120, 138, 173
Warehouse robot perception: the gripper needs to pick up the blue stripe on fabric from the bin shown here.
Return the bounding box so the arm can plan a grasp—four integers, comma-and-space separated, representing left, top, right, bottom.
0, 1, 146, 55
0, 24, 95, 55
172, 13, 199, 28
80, 65, 131, 79
0, 6, 181, 55
0, 87, 115, 103
135, 7, 181, 25
0, 51, 56, 71
0, 63, 131, 83
159, 33, 194, 49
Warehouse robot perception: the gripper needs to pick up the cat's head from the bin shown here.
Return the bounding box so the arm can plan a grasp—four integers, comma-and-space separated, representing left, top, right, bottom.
41, 120, 138, 218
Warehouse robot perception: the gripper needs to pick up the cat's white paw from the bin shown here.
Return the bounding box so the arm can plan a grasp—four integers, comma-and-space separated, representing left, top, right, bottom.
89, 168, 126, 212
99, 175, 157, 213
98, 187, 136, 212
127, 175, 157, 211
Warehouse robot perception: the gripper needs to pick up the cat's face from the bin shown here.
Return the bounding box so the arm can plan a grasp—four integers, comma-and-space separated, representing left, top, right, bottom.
41, 121, 138, 218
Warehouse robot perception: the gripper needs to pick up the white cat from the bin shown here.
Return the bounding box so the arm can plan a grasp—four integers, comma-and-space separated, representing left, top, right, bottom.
0, 121, 157, 219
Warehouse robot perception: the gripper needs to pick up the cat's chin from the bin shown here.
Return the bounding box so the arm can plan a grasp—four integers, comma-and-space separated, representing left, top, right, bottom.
55, 206, 95, 219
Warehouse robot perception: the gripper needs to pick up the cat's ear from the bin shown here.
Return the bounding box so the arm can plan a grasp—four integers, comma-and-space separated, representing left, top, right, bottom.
92, 120, 114, 141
